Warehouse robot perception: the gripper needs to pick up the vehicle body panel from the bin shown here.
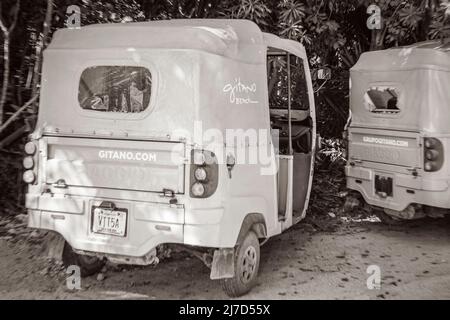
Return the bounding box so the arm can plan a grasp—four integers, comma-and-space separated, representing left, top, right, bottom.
26, 19, 316, 262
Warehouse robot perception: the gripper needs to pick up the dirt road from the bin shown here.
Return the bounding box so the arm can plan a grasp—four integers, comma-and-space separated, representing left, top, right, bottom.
0, 216, 449, 299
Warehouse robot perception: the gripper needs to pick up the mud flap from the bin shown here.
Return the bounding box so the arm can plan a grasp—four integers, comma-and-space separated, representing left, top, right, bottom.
210, 248, 235, 280
43, 231, 65, 261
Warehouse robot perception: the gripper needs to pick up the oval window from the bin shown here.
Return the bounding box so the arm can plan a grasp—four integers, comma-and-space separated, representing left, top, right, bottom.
78, 66, 152, 113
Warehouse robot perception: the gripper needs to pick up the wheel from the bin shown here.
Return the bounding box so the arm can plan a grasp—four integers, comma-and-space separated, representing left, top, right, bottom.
221, 231, 260, 297
62, 242, 105, 277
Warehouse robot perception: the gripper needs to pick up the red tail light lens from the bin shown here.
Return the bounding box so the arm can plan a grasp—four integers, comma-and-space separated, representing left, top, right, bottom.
190, 150, 218, 198
424, 138, 443, 172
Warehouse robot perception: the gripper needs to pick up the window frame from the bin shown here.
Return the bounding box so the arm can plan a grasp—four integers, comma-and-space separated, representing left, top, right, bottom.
266, 49, 310, 112
74, 59, 158, 121
266, 47, 312, 156
363, 82, 403, 119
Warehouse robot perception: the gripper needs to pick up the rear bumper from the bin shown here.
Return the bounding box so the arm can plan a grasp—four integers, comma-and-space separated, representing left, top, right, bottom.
346, 165, 450, 211
26, 193, 226, 261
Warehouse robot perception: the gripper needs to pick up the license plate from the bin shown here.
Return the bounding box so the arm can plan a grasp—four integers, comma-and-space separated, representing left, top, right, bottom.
375, 175, 393, 197
92, 207, 127, 237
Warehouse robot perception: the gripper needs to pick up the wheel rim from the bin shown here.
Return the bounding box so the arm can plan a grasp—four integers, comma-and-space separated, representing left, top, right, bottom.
240, 245, 257, 283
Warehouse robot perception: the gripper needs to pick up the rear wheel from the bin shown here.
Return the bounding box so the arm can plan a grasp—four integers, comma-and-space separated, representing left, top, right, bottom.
62, 242, 105, 277
221, 231, 260, 297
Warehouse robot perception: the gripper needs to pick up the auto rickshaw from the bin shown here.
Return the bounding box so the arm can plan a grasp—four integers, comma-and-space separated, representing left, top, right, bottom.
23, 19, 316, 296
346, 39, 450, 221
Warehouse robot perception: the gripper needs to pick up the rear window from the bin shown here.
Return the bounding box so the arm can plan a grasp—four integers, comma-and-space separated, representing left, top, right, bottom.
78, 66, 152, 113
364, 87, 399, 114
267, 54, 310, 110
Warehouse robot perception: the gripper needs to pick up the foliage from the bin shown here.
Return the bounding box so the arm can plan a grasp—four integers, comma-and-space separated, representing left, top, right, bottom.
1, 0, 449, 137
0, 0, 448, 213
228, 0, 272, 26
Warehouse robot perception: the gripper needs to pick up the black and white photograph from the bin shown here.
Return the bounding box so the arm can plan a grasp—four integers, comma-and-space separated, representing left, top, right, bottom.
0, 0, 449, 308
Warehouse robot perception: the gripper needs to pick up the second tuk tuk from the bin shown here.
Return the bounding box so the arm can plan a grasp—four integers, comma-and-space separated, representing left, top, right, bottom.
346, 40, 450, 221
23, 19, 317, 296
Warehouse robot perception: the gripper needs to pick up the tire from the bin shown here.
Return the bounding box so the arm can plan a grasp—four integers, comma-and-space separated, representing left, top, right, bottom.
62, 242, 105, 277
221, 231, 260, 297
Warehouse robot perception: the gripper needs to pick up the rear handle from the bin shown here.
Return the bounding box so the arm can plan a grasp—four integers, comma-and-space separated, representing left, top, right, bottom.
160, 188, 175, 198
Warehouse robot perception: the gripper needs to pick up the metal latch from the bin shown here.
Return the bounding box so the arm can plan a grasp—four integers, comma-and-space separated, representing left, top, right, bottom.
160, 188, 175, 198
226, 153, 236, 178
406, 167, 419, 176
349, 159, 362, 166
160, 188, 178, 205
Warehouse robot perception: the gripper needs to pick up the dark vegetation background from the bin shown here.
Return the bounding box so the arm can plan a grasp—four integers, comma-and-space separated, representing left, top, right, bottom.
0, 0, 449, 216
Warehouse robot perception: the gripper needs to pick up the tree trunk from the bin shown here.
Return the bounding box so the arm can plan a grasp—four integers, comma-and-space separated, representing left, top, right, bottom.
421, 7, 432, 41
370, 29, 383, 50
0, 33, 10, 124
0, 94, 39, 134
31, 0, 53, 106
0, 0, 20, 126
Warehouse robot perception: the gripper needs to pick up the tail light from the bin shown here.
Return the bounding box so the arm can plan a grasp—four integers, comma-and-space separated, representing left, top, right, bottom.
190, 150, 218, 198
24, 141, 36, 155
424, 138, 443, 172
23, 141, 38, 184
23, 156, 34, 169
23, 170, 35, 184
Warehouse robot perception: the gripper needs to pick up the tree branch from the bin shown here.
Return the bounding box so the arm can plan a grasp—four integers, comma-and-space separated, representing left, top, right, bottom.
0, 94, 38, 134
0, 4, 7, 35
8, 0, 20, 33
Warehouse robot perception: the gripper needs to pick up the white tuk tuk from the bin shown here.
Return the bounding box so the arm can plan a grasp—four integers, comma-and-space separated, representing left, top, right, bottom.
23, 19, 316, 296
346, 40, 450, 221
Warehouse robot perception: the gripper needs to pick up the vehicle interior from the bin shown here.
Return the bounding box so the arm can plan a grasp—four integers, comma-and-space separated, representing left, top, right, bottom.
266, 48, 313, 221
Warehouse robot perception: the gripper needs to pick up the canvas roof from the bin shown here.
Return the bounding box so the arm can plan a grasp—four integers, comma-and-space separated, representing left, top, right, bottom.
352, 39, 450, 72
49, 19, 277, 64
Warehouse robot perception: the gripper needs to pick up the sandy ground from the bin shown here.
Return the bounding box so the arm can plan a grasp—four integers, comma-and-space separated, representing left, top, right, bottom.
0, 216, 449, 300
